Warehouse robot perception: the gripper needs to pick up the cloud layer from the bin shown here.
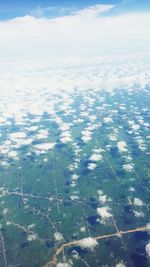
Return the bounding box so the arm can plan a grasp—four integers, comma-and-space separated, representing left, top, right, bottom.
0, 4, 150, 58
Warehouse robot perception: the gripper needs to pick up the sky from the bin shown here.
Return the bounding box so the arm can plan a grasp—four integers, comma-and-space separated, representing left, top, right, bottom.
0, 0, 150, 19
0, 0, 150, 58
0, 1, 126, 20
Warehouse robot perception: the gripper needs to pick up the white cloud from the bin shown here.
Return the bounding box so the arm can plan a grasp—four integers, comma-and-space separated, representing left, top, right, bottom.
57, 263, 72, 267
146, 223, 150, 232
60, 136, 72, 143
145, 242, 150, 257
73, 4, 114, 18
87, 163, 97, 170
116, 262, 126, 267
70, 195, 79, 200
0, 5, 150, 58
79, 237, 98, 250
97, 207, 112, 218
54, 232, 63, 241
133, 210, 144, 217
71, 174, 79, 181
134, 197, 143, 206
34, 142, 55, 151
90, 153, 103, 161
27, 233, 38, 241
9, 132, 27, 139
7, 150, 18, 159
117, 141, 127, 153
122, 163, 134, 172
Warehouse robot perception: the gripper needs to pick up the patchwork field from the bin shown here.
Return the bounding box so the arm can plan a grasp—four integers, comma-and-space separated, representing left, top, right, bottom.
0, 55, 150, 267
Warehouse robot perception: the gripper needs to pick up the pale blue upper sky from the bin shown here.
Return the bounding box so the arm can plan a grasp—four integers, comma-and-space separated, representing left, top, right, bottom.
0, 0, 150, 20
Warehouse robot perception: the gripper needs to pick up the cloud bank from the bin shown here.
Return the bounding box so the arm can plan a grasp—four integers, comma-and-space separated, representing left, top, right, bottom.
0, 4, 150, 58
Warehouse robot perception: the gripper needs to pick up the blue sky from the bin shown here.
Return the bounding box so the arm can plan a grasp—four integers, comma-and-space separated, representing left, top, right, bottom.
0, 0, 150, 20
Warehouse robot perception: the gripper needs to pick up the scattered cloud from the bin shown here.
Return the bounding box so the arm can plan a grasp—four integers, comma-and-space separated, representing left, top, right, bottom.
79, 237, 98, 250
145, 242, 150, 257
97, 207, 112, 218
117, 141, 127, 153
116, 261, 126, 267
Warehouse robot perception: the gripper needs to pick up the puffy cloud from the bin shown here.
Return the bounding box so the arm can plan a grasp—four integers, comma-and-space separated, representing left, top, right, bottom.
146, 223, 150, 232
145, 242, 150, 257
9, 132, 27, 139
54, 232, 63, 241
7, 150, 18, 159
71, 174, 79, 181
27, 233, 38, 241
97, 207, 112, 218
133, 210, 144, 217
133, 197, 143, 206
98, 195, 107, 204
78, 237, 98, 250
87, 163, 97, 170
60, 136, 72, 143
116, 262, 126, 267
122, 163, 134, 172
34, 142, 55, 151
57, 263, 72, 267
117, 141, 127, 153
81, 130, 92, 143
90, 154, 103, 161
